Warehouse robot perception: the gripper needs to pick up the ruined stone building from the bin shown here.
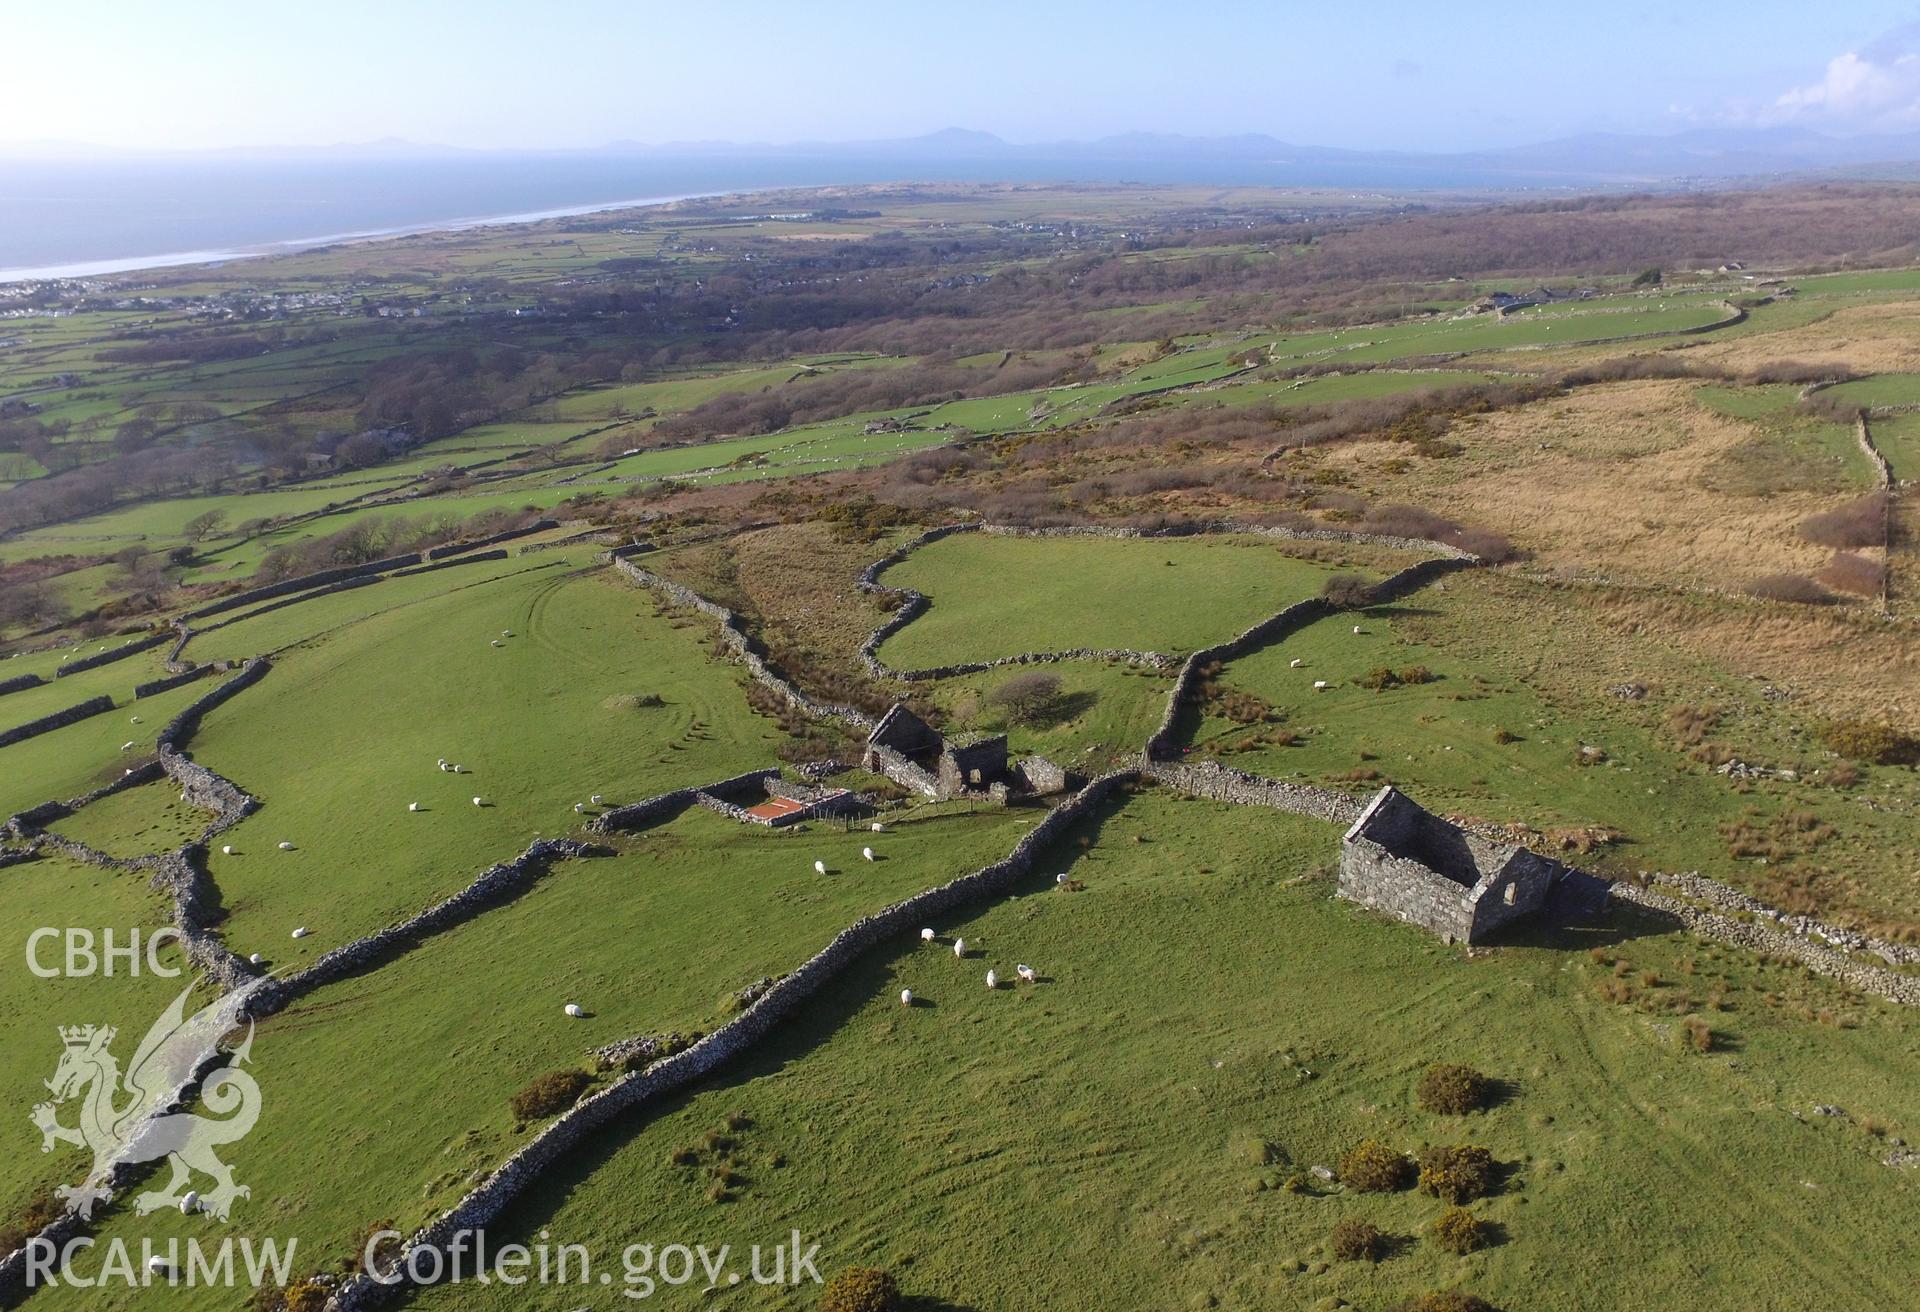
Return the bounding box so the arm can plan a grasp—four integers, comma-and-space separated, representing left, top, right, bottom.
862, 703, 1069, 802
1338, 786, 1607, 943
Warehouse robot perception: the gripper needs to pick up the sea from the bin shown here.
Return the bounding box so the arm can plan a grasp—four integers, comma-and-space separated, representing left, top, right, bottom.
0, 153, 1595, 284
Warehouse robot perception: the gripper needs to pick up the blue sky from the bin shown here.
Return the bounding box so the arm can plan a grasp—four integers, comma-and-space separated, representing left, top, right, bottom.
4, 1, 1920, 152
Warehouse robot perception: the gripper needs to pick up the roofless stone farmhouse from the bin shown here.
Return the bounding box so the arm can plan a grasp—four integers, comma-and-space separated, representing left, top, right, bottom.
1338, 786, 1610, 943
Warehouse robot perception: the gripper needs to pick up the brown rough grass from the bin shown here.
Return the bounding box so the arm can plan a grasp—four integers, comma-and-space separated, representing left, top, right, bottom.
1317, 379, 1850, 590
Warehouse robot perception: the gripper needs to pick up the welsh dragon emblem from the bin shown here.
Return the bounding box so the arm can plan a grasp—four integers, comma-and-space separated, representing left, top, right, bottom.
32, 981, 264, 1222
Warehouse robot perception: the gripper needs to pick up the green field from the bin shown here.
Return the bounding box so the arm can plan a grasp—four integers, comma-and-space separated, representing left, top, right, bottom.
1824, 373, 1920, 411
23, 803, 1036, 1307
877, 534, 1355, 669
393, 791, 1918, 1312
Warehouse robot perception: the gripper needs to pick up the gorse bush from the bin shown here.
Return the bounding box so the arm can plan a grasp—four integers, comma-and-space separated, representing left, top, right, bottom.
1431, 1206, 1487, 1254
818, 1267, 902, 1312
1417, 1063, 1493, 1115
1418, 1145, 1497, 1204
1330, 1217, 1387, 1261
1817, 552, 1886, 597
1339, 1138, 1414, 1192
1320, 573, 1378, 608
1821, 720, 1920, 765
508, 1069, 593, 1121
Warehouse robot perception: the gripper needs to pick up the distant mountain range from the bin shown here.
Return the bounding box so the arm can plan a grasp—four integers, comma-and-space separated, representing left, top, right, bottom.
10, 125, 1920, 186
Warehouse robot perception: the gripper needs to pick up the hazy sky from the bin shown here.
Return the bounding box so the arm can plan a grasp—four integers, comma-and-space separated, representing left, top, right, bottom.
6, 2, 1920, 152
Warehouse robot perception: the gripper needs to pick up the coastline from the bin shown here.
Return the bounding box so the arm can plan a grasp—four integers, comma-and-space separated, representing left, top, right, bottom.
0, 187, 729, 285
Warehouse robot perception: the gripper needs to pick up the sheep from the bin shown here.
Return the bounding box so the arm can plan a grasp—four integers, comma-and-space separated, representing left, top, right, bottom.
439, 762, 452, 772
130, 715, 142, 724
1055, 873, 1069, 886
290, 927, 310, 939
899, 988, 913, 1007
590, 793, 604, 805
501, 630, 514, 638
146, 1255, 172, 1276
490, 640, 503, 648
472, 796, 484, 807
952, 937, 966, 958
573, 802, 585, 814
180, 1190, 199, 1215
1016, 964, 1036, 984
409, 802, 420, 812
247, 953, 262, 965
870, 822, 886, 833
862, 846, 876, 862
1352, 625, 1363, 635
452, 764, 465, 774
121, 741, 135, 751
220, 844, 234, 855
1289, 658, 1303, 668
277, 841, 294, 850
920, 928, 935, 943
985, 969, 998, 989
813, 859, 827, 875
437, 757, 447, 768
563, 1003, 584, 1018
1313, 680, 1330, 691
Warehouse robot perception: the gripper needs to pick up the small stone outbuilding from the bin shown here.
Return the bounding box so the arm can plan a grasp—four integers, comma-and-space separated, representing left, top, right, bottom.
1338, 786, 1604, 943
861, 703, 1015, 801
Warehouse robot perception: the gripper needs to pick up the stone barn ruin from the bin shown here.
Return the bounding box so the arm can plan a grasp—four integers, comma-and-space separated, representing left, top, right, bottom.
861, 703, 1071, 803
1339, 786, 1607, 943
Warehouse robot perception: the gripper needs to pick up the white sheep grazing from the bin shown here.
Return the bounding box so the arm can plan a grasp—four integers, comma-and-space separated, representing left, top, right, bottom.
452, 764, 464, 774
920, 927, 935, 943
573, 802, 585, 814
813, 859, 827, 875
862, 846, 875, 861
900, 988, 913, 1007
121, 741, 135, 751
1016, 964, 1036, 984
985, 969, 998, 989
490, 639, 503, 648
146, 1255, 172, 1276
501, 630, 513, 638
1055, 873, 1069, 886
590, 793, 604, 805
130, 715, 142, 724
221, 844, 234, 855
180, 1190, 199, 1215
248, 953, 262, 965
563, 1003, 584, 1018
409, 802, 420, 812
953, 937, 966, 958
1352, 625, 1363, 635
1289, 658, 1303, 668
439, 761, 452, 772
437, 757, 447, 768
1313, 680, 1329, 691
870, 822, 886, 833
290, 927, 310, 939
472, 796, 484, 807
277, 841, 294, 850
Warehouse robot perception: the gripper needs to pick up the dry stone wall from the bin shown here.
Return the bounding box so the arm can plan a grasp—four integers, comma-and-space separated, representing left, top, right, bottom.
610, 558, 877, 731
0, 694, 115, 749
1610, 881, 1920, 1008
133, 664, 214, 698
325, 769, 1137, 1311
1145, 759, 1361, 825
182, 552, 421, 621
249, 838, 602, 1016
588, 767, 781, 834
0, 672, 45, 697
52, 631, 169, 678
